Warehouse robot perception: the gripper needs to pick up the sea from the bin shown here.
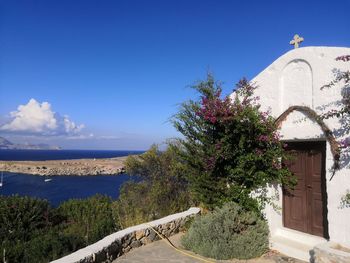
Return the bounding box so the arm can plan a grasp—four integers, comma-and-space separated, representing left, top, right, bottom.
0, 149, 144, 206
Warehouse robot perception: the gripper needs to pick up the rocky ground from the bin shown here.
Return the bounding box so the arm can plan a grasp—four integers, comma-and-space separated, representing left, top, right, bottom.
0, 157, 127, 176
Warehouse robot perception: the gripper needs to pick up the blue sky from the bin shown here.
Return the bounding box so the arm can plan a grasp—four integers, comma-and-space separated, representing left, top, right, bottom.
0, 0, 349, 150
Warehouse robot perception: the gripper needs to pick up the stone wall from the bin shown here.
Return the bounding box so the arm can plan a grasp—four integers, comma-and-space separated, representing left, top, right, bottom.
51, 207, 200, 263
310, 242, 350, 263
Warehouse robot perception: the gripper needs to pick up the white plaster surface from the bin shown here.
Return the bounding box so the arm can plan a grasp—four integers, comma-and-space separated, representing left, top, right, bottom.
281, 59, 313, 109
50, 207, 200, 263
233, 47, 350, 249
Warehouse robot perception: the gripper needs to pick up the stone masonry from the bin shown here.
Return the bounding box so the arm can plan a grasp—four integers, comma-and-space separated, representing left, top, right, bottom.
50, 207, 200, 263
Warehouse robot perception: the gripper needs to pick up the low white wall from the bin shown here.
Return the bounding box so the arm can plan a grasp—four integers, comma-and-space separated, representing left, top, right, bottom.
51, 207, 200, 263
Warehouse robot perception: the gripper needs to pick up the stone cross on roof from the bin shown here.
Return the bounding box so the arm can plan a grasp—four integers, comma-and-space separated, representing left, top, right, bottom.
290, 34, 304, 49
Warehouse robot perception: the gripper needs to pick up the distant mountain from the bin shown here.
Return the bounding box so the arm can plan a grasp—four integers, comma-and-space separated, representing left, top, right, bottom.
0, 136, 14, 148
0, 136, 61, 150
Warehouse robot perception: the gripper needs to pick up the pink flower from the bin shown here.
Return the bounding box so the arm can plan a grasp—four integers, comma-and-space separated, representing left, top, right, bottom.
258, 135, 269, 142
206, 156, 216, 170
340, 138, 350, 148
255, 149, 263, 156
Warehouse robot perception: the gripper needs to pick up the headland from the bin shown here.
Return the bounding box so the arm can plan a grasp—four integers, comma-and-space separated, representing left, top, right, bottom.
0, 157, 127, 176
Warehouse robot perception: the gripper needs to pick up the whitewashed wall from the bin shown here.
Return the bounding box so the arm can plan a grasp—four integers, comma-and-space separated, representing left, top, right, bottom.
235, 47, 350, 246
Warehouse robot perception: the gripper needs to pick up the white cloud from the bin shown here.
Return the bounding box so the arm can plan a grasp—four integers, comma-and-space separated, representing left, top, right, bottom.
0, 99, 84, 136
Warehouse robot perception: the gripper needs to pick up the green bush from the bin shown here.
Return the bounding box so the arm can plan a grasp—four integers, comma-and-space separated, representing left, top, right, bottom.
0, 195, 51, 243
115, 145, 192, 228
0, 194, 119, 263
113, 181, 151, 227
58, 194, 119, 245
181, 202, 269, 260
1, 228, 84, 263
114, 178, 191, 228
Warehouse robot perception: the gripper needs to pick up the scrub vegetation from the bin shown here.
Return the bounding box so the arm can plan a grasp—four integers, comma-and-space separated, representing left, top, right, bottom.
113, 144, 192, 228
0, 195, 118, 263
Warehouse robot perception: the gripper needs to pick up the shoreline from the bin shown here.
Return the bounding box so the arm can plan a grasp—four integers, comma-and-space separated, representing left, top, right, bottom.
0, 156, 127, 176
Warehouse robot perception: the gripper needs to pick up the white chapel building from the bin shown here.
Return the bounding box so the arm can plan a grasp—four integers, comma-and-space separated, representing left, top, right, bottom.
246, 43, 350, 261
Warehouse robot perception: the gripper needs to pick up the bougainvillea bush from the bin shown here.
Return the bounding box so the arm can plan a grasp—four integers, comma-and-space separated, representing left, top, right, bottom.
172, 74, 294, 212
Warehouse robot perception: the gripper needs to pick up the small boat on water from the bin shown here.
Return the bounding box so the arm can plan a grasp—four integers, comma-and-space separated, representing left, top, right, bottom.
44, 177, 52, 182
0, 171, 4, 187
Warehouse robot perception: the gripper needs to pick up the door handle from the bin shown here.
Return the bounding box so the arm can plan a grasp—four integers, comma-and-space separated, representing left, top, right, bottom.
307, 185, 312, 189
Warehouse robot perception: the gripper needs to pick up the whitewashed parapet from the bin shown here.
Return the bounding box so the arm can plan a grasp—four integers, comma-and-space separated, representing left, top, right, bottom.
51, 207, 200, 263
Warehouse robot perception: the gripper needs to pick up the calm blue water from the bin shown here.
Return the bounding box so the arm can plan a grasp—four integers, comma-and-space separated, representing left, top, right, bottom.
0, 172, 136, 207
0, 149, 144, 161
0, 150, 144, 206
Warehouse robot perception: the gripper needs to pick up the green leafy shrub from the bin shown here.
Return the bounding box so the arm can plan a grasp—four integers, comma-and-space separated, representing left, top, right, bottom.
114, 179, 191, 228
1, 228, 84, 263
115, 144, 192, 228
113, 181, 152, 227
181, 202, 269, 260
58, 194, 119, 245
0, 195, 51, 243
0, 194, 119, 263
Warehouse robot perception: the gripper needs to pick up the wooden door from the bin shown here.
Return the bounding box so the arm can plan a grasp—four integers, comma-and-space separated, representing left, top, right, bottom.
283, 141, 328, 238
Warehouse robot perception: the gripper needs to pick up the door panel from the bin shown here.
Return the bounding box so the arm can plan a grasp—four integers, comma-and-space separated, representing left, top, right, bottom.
283, 142, 327, 238
283, 151, 307, 233
308, 150, 325, 236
